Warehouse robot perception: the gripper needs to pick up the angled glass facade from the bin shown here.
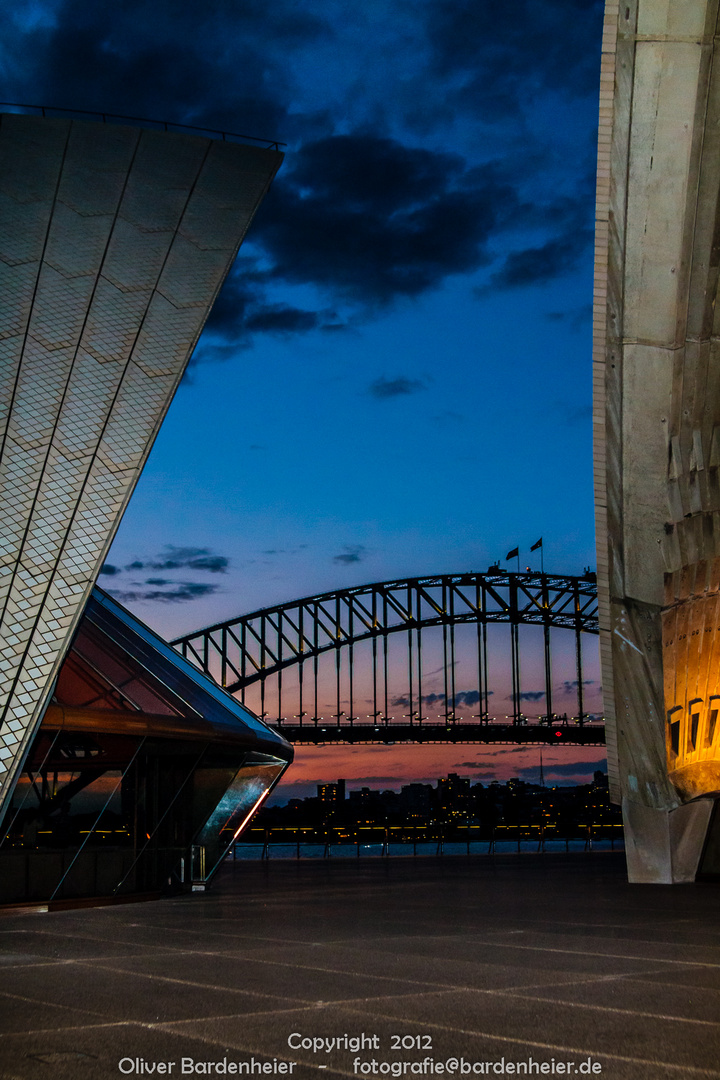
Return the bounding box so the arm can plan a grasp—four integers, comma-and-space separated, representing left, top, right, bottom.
0, 589, 292, 904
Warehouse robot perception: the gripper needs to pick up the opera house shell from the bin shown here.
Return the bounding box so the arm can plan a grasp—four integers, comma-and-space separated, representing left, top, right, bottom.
0, 111, 292, 905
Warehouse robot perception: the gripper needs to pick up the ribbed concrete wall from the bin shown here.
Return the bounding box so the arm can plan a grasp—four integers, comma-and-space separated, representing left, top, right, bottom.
0, 114, 281, 816
594, 0, 720, 880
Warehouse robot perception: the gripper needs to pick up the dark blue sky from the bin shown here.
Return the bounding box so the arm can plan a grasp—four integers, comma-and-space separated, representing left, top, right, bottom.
3, 0, 606, 790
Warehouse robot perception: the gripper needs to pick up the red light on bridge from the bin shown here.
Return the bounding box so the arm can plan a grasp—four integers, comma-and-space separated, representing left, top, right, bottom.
554, 730, 563, 738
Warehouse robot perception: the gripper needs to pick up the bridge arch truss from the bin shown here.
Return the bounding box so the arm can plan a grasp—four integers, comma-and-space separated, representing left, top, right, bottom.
172, 571, 601, 745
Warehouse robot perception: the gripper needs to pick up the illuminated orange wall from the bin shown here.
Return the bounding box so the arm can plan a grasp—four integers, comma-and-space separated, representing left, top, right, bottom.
664, 565, 720, 800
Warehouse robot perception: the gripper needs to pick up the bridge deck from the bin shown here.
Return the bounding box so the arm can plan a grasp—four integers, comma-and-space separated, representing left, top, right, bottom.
270, 722, 605, 745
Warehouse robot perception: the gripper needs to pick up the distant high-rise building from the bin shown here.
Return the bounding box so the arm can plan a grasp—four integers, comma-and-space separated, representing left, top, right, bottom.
400, 783, 432, 815
317, 780, 345, 803
348, 786, 374, 804
437, 773, 471, 811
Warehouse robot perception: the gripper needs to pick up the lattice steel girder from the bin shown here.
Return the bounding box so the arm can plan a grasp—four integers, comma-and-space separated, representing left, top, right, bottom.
172, 571, 599, 691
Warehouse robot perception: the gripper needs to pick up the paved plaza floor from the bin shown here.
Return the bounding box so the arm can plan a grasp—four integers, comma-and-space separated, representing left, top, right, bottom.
0, 853, 718, 1080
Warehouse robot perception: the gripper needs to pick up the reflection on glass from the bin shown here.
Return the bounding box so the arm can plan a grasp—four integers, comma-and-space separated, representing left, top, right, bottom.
193, 755, 287, 881
0, 586, 293, 905
1, 729, 138, 855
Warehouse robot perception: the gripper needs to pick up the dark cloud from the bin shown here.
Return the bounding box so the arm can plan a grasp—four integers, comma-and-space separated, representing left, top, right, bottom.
453, 690, 483, 708
477, 747, 531, 756
105, 545, 230, 602
560, 679, 595, 694
106, 582, 220, 604
252, 137, 517, 305
196, 132, 531, 355
518, 691, 545, 702
184, 554, 228, 573
126, 546, 228, 573
488, 226, 593, 291
333, 545, 366, 565
6, 0, 602, 152
423, 662, 459, 676
369, 376, 427, 400
199, 270, 342, 351
203, 278, 261, 340
518, 760, 606, 782
422, 0, 603, 123
392, 689, 490, 709
545, 302, 593, 330
348, 776, 405, 786
99, 563, 120, 576
3, 0, 600, 359
244, 305, 323, 334
262, 545, 307, 557
4, 0, 325, 141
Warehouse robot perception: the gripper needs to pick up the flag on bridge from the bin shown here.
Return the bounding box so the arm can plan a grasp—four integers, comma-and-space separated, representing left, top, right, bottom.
530, 538, 543, 551
506, 547, 519, 560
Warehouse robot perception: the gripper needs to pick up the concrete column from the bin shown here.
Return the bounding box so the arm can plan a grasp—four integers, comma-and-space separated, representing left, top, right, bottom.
594, 0, 720, 880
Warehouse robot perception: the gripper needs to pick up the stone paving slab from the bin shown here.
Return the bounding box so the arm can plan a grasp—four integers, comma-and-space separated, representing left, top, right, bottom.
0, 854, 719, 1080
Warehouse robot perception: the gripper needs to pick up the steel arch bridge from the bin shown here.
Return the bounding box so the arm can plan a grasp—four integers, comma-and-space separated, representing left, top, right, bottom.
172, 570, 604, 747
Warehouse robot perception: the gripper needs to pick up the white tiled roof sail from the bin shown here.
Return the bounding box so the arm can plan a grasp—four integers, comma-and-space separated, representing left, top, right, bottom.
0, 113, 282, 815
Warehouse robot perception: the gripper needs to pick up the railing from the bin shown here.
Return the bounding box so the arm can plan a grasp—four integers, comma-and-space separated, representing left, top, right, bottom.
227, 822, 625, 859
0, 102, 285, 150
